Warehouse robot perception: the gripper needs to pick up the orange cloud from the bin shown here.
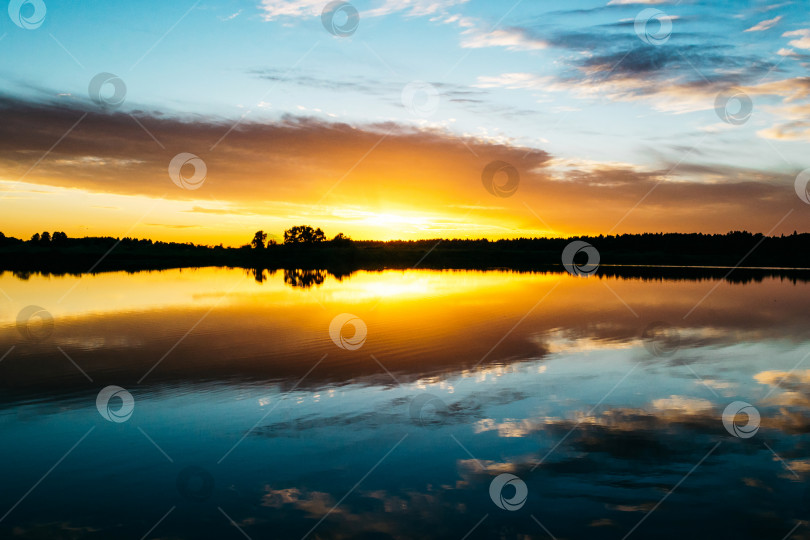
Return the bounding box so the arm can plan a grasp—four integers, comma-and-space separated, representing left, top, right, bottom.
0, 97, 807, 244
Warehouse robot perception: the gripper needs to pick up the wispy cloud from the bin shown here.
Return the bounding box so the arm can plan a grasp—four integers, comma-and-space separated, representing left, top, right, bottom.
606, 0, 671, 5
783, 28, 810, 49
258, 0, 469, 21
744, 15, 782, 32
475, 72, 548, 90
363, 0, 469, 18
258, 0, 326, 19
218, 9, 242, 21
460, 27, 547, 51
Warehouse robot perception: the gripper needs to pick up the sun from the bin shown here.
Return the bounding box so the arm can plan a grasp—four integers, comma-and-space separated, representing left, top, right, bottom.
363, 212, 431, 228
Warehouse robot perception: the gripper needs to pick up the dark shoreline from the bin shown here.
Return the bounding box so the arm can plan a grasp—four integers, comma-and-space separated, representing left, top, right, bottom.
3, 231, 810, 283
3, 257, 810, 285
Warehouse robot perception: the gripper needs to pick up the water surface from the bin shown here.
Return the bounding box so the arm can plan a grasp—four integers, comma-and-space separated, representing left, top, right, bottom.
1, 267, 809, 539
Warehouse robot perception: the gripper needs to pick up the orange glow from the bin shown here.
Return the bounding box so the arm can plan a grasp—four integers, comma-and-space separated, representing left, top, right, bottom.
2, 103, 807, 244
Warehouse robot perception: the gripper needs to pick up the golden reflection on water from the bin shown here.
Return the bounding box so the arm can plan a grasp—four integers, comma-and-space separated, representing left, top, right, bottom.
2, 268, 810, 539
1, 267, 809, 390
1, 267, 802, 328
0, 267, 563, 322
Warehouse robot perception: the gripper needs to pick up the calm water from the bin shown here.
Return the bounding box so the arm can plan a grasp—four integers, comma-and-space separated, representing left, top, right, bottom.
1, 267, 809, 539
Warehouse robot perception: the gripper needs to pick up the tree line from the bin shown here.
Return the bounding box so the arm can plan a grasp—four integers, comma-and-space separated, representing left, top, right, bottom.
249, 226, 351, 249
1, 226, 809, 273
8, 231, 70, 246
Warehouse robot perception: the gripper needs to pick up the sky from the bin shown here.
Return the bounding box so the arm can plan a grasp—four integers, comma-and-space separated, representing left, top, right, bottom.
2, 0, 810, 245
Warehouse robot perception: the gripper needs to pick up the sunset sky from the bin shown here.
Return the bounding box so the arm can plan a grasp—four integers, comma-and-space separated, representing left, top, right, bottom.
2, 0, 810, 245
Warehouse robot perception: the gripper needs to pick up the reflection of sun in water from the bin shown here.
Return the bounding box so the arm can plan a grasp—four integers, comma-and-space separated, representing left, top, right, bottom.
322, 269, 562, 305
362, 280, 432, 299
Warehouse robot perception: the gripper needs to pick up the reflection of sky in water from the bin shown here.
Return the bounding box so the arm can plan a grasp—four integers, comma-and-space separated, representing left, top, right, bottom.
1, 268, 809, 538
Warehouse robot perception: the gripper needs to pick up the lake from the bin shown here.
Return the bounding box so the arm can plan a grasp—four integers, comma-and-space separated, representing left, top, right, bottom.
1, 267, 809, 539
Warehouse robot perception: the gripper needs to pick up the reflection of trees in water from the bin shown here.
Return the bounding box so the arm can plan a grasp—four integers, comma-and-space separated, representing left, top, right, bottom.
250, 267, 266, 283
12, 270, 32, 281
284, 269, 326, 289
248, 268, 278, 284
250, 268, 336, 288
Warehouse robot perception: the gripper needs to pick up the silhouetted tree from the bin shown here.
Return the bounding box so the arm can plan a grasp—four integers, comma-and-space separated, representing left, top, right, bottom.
40, 232, 51, 245
251, 230, 267, 249
284, 225, 326, 245
52, 232, 68, 246
331, 232, 353, 246
29, 233, 40, 244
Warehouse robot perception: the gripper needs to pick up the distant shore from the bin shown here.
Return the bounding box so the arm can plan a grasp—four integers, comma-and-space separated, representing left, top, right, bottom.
2, 231, 810, 282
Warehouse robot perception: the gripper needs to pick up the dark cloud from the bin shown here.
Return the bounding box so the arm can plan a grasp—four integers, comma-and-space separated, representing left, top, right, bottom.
0, 94, 549, 205
482, 9, 785, 95
576, 44, 779, 88
250, 69, 492, 101
1, 95, 807, 236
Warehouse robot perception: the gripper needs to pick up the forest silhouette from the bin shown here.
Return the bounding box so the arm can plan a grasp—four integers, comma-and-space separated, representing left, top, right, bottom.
2, 226, 810, 284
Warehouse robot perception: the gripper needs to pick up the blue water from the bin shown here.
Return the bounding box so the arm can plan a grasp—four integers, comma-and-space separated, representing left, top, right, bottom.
0, 268, 808, 539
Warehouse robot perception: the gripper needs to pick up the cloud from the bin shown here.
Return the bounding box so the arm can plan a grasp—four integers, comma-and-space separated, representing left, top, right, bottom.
144, 223, 198, 229
262, 487, 337, 517
461, 7, 793, 121
744, 15, 782, 32
744, 77, 810, 102
476, 35, 785, 113
757, 120, 810, 141
783, 29, 810, 49
474, 72, 549, 90
473, 418, 534, 437
762, 2, 791, 11
754, 369, 810, 389
186, 205, 243, 215
258, 0, 323, 19
651, 395, 714, 414
743, 77, 810, 140
2, 96, 807, 239
0, 96, 551, 233
251, 69, 491, 107
218, 9, 242, 21
572, 43, 775, 89
461, 27, 548, 51
250, 69, 546, 124
363, 0, 469, 18
474, 43, 810, 141
606, 0, 671, 4
258, 0, 469, 21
